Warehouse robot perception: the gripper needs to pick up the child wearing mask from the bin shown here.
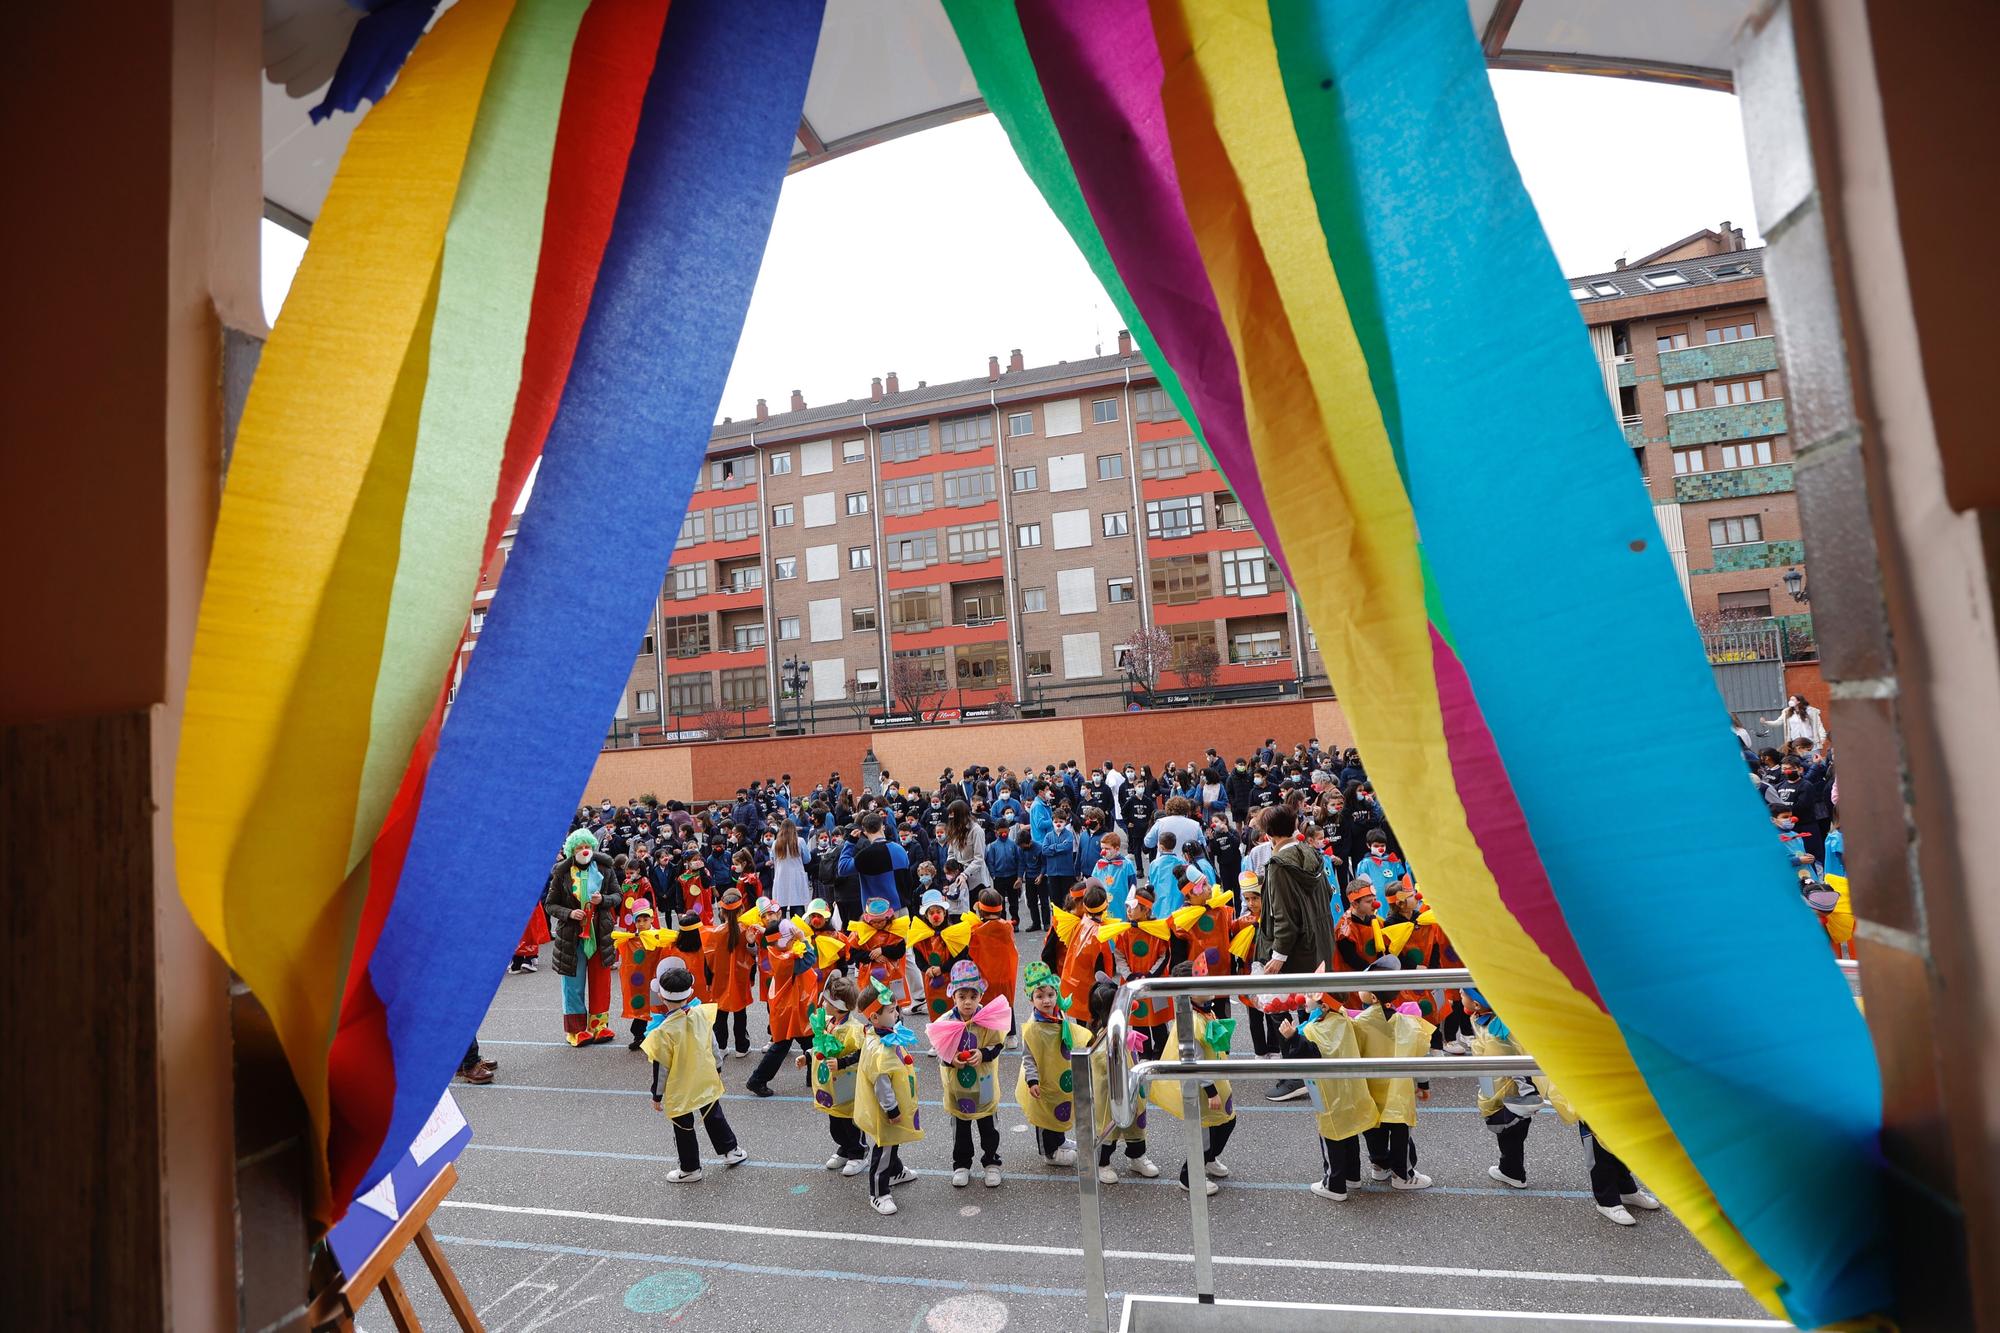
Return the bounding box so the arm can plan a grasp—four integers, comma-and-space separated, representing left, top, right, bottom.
908, 887, 958, 1023
1145, 960, 1236, 1196
800, 974, 869, 1176
1015, 962, 1084, 1167
677, 850, 713, 926
853, 980, 924, 1214
1014, 825, 1048, 933
930, 960, 1012, 1187
643, 962, 747, 1182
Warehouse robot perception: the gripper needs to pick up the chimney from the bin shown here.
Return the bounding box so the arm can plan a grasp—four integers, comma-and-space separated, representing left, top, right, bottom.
1614, 257, 1627, 270
789, 388, 806, 413
1117, 329, 1132, 358
1008, 348, 1024, 373
1722, 220, 1743, 251
755, 397, 769, 423
988, 355, 1001, 381
885, 371, 900, 395
870, 376, 883, 402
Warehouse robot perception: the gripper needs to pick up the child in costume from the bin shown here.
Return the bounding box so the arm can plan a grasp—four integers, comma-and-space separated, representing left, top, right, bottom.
930, 959, 1011, 1188
1290, 993, 1379, 1201
908, 888, 958, 1023
1350, 969, 1435, 1190
1091, 831, 1138, 921
799, 973, 869, 1176
850, 896, 913, 1006
1086, 980, 1160, 1184
1145, 960, 1236, 1196
1014, 961, 1085, 1167
956, 888, 1020, 1044
1233, 874, 1277, 1057
643, 962, 747, 1182
747, 916, 821, 1097
1047, 882, 1117, 1024
702, 886, 760, 1057
1353, 828, 1413, 912
546, 829, 619, 1046
611, 901, 661, 1050
1108, 882, 1173, 1060
853, 979, 924, 1214
677, 849, 713, 926
663, 910, 711, 1005
1167, 869, 1237, 995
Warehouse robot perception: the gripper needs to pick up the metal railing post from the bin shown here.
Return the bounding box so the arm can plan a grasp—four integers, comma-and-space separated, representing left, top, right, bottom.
1175, 1001, 1215, 1303
1071, 1043, 1110, 1333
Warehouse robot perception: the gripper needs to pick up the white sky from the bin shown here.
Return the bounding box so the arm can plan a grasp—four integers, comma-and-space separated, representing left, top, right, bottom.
261, 70, 1758, 425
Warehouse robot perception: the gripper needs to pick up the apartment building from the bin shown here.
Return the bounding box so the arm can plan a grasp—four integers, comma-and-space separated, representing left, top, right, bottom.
1571, 223, 1810, 633
475, 336, 1326, 739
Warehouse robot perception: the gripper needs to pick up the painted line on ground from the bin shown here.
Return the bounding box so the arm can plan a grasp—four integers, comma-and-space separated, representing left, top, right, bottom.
438, 1199, 1744, 1290
461, 1142, 1593, 1199
1122, 1296, 1785, 1328
452, 1081, 1528, 1115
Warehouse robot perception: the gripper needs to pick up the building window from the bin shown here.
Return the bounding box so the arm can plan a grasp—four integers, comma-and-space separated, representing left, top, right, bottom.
849, 545, 873, 571
771, 503, 794, 527
1655, 326, 1690, 353
635, 689, 658, 714
1092, 398, 1119, 424
1705, 318, 1758, 344
958, 589, 1005, 624
1149, 554, 1212, 605
1169, 625, 1217, 668
1007, 411, 1034, 437
773, 556, 798, 582
1719, 439, 1775, 469
640, 632, 654, 656
1025, 649, 1053, 677
1145, 495, 1207, 540
890, 586, 943, 632
1713, 377, 1766, 406
1107, 576, 1135, 604
726, 564, 763, 594
768, 451, 793, 476
851, 606, 878, 632
882, 477, 935, 516
1717, 589, 1774, 620
939, 414, 993, 452
721, 667, 767, 707
1230, 629, 1286, 664
880, 424, 931, 463
942, 466, 997, 507
1021, 586, 1047, 613
778, 616, 801, 640
885, 532, 940, 571
854, 667, 881, 694
675, 510, 707, 548
892, 646, 949, 690
1097, 453, 1126, 481
1131, 386, 1177, 421
661, 614, 709, 656
945, 521, 1002, 563
670, 565, 708, 599
1139, 437, 1202, 479
1641, 269, 1688, 288
1672, 447, 1709, 476
708, 456, 751, 490
1015, 522, 1042, 548
1102, 510, 1130, 538
1215, 493, 1249, 529
842, 438, 867, 464
469, 608, 486, 635
731, 621, 767, 651
1220, 548, 1275, 597
667, 676, 713, 712
841, 491, 868, 517
713, 502, 758, 542
1709, 514, 1765, 547
954, 643, 1011, 688
1662, 385, 1700, 414
1011, 465, 1038, 492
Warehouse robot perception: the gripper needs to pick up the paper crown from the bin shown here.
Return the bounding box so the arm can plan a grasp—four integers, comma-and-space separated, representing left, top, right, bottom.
919, 888, 949, 914
805, 897, 831, 919
948, 959, 986, 993
1237, 870, 1261, 891
862, 897, 892, 918
1024, 961, 1059, 993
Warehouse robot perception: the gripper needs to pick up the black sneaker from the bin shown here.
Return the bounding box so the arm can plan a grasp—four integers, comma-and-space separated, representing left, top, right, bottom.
1266, 1079, 1309, 1102
521, 956, 538, 973
747, 1083, 775, 1098
507, 958, 523, 974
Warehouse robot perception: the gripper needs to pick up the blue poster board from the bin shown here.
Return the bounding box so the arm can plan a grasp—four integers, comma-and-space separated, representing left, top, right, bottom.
326, 1091, 473, 1277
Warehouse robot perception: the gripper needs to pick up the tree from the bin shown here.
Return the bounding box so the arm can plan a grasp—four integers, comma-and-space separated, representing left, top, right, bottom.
984, 689, 1018, 721
1182, 641, 1223, 703
888, 654, 949, 722
1121, 625, 1175, 696
692, 705, 742, 741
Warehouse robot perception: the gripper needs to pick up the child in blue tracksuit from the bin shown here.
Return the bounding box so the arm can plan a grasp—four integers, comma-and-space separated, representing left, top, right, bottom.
1029, 786, 1056, 843
1013, 825, 1048, 933
1075, 811, 1105, 890
1038, 812, 1079, 891
986, 823, 1023, 925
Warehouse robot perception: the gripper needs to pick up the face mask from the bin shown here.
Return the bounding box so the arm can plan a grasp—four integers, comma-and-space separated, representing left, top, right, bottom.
919, 874, 933, 885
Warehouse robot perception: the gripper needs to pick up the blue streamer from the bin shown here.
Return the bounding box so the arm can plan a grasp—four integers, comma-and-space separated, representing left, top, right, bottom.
357, 0, 825, 1193
309, 0, 444, 124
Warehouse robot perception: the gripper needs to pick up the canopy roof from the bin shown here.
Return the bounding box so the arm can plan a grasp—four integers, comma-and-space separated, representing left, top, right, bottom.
263, 0, 1752, 230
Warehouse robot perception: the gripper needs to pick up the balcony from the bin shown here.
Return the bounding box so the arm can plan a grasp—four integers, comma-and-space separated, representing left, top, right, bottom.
1658, 334, 1779, 387
1224, 612, 1290, 667
1673, 462, 1795, 504
1614, 357, 1637, 388
717, 608, 767, 655
953, 579, 1008, 629
1691, 538, 1805, 576
1621, 414, 1648, 446
1666, 397, 1788, 446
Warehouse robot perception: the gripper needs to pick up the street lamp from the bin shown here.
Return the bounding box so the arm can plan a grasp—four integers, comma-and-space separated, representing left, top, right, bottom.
1782, 566, 1809, 604
781, 656, 810, 730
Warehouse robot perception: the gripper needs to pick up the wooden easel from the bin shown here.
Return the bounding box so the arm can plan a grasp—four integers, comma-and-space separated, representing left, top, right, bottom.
308, 1163, 484, 1333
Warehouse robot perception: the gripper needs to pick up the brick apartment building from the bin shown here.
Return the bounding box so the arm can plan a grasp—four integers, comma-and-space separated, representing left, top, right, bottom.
467, 335, 1323, 739
1571, 223, 1811, 640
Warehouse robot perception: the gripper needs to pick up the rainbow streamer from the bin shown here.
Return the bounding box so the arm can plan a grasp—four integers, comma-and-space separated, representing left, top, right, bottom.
946, 1, 1886, 1324
176, 0, 823, 1218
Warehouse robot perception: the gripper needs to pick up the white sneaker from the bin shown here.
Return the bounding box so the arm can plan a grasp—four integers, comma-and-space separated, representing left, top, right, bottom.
666, 1168, 703, 1183
727, 1049, 748, 1059
1178, 1176, 1220, 1196
722, 1147, 748, 1168
841, 1158, 868, 1177
757, 1042, 773, 1053
1131, 1156, 1161, 1178
1310, 1182, 1349, 1202
1620, 1189, 1661, 1211
826, 1153, 847, 1171
1004, 1033, 1021, 1050
1488, 1165, 1528, 1189
1598, 1203, 1637, 1226
1390, 1171, 1433, 1191
951, 1167, 971, 1188
1097, 1165, 1119, 1185
1046, 1145, 1078, 1167
1204, 1160, 1230, 1178
1366, 1163, 1391, 1182
890, 1168, 918, 1187
1441, 1038, 1470, 1055
871, 1195, 898, 1215
983, 1165, 1003, 1187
